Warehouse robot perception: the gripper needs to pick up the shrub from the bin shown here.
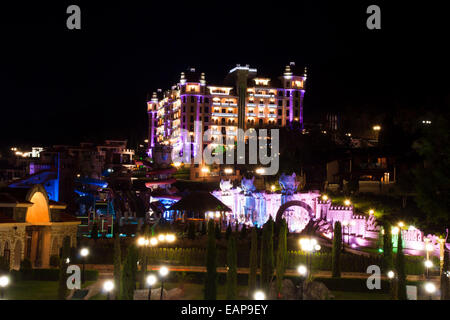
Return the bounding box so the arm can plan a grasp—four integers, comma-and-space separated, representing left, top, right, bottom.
12, 269, 98, 281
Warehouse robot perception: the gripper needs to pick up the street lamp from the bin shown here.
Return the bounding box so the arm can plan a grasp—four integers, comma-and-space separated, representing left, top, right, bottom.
299, 238, 321, 274
254, 290, 266, 300
369, 209, 375, 215
159, 266, 169, 300
146, 274, 157, 300
424, 282, 436, 300
80, 248, 89, 284
103, 280, 114, 300
321, 195, 328, 201
297, 265, 307, 300
344, 199, 351, 206
0, 275, 10, 299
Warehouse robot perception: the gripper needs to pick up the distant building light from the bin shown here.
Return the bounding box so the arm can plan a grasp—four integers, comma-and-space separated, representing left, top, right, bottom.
255, 168, 265, 174
373, 125, 381, 131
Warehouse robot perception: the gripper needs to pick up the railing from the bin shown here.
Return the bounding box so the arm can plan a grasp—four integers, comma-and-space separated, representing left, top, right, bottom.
212, 113, 238, 117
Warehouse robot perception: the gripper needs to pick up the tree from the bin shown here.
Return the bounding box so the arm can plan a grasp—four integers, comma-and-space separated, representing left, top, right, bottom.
201, 221, 207, 235
412, 115, 450, 230
91, 222, 99, 240
332, 221, 342, 278
226, 235, 238, 299
275, 219, 287, 298
215, 222, 222, 240
260, 217, 274, 293
240, 224, 247, 240
188, 222, 196, 240
395, 231, 407, 300
441, 249, 450, 300
120, 245, 138, 300
113, 233, 121, 298
58, 237, 71, 300
204, 219, 217, 300
248, 227, 258, 294
225, 224, 232, 240
382, 224, 394, 272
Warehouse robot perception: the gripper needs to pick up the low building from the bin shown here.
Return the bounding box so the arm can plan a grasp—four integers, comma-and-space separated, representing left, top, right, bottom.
0, 184, 79, 269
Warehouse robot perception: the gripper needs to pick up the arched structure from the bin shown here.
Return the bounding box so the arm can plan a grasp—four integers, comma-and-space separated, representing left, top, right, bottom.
25, 185, 51, 224
275, 200, 315, 224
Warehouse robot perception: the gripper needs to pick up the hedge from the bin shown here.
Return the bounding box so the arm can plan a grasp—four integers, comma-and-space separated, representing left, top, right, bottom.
313, 277, 391, 293
11, 269, 99, 281
287, 251, 429, 275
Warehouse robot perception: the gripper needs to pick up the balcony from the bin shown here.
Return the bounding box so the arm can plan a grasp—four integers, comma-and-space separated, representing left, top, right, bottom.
267, 114, 277, 118
268, 104, 277, 108
247, 103, 256, 107
246, 113, 257, 117
212, 113, 238, 118
254, 93, 274, 98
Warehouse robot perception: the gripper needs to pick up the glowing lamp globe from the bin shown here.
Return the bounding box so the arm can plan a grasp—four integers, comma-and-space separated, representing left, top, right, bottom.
297, 265, 307, 276
425, 282, 436, 294
137, 237, 146, 246
166, 234, 176, 243
80, 248, 89, 257
254, 291, 266, 300
159, 266, 169, 277
103, 280, 114, 292
158, 234, 166, 242
146, 274, 157, 286
150, 237, 158, 246
387, 271, 395, 279
424, 260, 433, 268
0, 275, 10, 288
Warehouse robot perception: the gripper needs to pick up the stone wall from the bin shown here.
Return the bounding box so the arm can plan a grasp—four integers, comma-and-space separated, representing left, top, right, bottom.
0, 224, 27, 270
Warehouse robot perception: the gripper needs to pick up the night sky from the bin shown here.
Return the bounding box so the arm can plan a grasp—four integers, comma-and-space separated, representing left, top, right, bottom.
1, 1, 449, 149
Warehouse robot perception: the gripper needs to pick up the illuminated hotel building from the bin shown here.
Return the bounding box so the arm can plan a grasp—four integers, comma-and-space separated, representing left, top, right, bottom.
147, 63, 306, 159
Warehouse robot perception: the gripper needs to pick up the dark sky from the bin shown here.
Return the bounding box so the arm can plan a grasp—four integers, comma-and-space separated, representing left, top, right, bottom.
1, 1, 449, 149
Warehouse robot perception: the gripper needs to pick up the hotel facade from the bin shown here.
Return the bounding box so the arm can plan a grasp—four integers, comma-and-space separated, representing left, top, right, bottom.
147, 63, 306, 163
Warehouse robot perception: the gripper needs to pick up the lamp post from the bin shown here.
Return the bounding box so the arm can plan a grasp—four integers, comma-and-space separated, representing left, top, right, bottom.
159, 266, 169, 300
103, 280, 114, 300
80, 248, 89, 284
297, 265, 307, 300
424, 282, 436, 300
424, 259, 433, 279
146, 274, 157, 300
387, 270, 395, 298
0, 275, 10, 299
299, 238, 321, 275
